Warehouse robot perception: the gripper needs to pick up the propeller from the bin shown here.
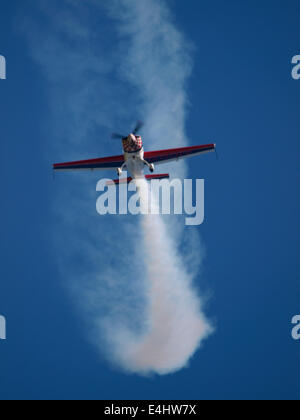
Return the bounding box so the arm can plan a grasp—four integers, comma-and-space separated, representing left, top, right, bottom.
132, 121, 144, 135
111, 121, 144, 140
111, 133, 126, 140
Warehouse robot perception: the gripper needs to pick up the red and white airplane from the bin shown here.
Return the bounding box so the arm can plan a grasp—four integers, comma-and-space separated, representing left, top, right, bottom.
53, 122, 216, 184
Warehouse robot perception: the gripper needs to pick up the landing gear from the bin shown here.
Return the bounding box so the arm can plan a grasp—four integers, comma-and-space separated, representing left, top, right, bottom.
117, 162, 126, 177
142, 159, 155, 173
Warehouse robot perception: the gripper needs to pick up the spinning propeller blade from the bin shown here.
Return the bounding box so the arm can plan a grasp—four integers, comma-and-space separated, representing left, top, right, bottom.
111, 121, 144, 140
132, 121, 144, 135
111, 133, 125, 140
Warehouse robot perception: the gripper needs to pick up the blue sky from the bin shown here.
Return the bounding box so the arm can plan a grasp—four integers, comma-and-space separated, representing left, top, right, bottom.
0, 0, 299, 400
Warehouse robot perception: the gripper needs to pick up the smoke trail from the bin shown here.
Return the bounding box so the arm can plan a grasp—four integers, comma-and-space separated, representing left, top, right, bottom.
105, 0, 193, 178
20, 0, 214, 375
105, 180, 212, 375
96, 0, 214, 374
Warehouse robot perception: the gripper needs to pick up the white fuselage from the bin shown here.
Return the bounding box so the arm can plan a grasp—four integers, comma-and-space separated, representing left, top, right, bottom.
124, 148, 146, 178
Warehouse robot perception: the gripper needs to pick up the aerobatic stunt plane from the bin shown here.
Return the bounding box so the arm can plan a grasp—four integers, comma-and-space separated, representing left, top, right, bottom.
53, 122, 216, 184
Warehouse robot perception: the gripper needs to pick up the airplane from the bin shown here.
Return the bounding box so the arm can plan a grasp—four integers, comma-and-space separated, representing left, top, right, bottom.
53, 122, 216, 184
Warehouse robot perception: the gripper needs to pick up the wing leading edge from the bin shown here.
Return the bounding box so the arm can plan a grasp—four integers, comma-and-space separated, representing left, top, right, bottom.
144, 144, 216, 165
53, 154, 124, 172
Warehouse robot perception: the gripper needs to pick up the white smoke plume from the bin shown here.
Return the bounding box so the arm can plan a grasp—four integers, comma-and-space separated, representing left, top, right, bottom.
105, 0, 193, 178
21, 0, 213, 375
105, 179, 212, 375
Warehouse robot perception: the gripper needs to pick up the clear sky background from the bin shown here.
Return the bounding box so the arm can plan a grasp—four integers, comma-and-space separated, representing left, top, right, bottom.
0, 0, 299, 400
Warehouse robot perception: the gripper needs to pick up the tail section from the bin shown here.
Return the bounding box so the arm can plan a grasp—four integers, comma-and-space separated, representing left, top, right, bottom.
106, 173, 169, 186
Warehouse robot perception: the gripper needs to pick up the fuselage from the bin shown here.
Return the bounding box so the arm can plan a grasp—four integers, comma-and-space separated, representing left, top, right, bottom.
124, 148, 146, 178
121, 134, 147, 178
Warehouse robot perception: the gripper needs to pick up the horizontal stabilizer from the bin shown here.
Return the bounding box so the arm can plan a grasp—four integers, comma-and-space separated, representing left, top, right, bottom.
145, 174, 170, 181
106, 173, 170, 186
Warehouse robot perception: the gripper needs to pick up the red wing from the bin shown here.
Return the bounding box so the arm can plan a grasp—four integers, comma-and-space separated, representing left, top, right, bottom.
53, 154, 124, 172
144, 144, 216, 165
